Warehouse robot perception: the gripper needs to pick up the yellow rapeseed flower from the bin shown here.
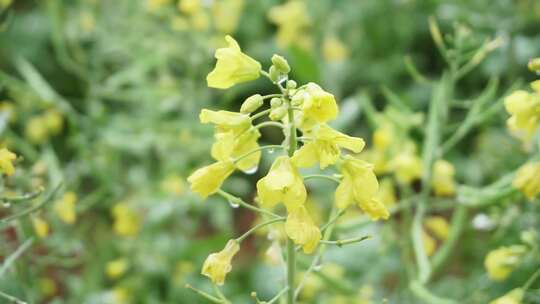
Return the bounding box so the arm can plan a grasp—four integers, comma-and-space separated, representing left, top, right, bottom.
32, 216, 50, 238
292, 123, 365, 169
335, 156, 389, 220
206, 35, 261, 89
297, 83, 339, 129
212, 0, 244, 34
106, 258, 129, 279
26, 116, 49, 144
0, 148, 16, 176
54, 192, 77, 225
178, 0, 200, 14
484, 245, 527, 281
375, 178, 397, 208
423, 229, 437, 257
188, 160, 236, 198
513, 161, 540, 200
201, 239, 240, 285
424, 216, 450, 241
504, 89, 540, 141
160, 174, 185, 196
285, 205, 321, 254
39, 277, 57, 297
256, 156, 306, 211
391, 142, 422, 184
43, 109, 64, 136
146, 0, 171, 12
490, 288, 524, 304
268, 0, 311, 49
112, 203, 140, 237
322, 35, 349, 62
432, 160, 456, 196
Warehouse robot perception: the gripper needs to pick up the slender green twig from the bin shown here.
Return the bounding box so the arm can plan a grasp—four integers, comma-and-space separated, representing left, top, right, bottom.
236, 217, 285, 243
524, 267, 540, 291
212, 284, 230, 304
303, 174, 341, 184
430, 205, 467, 274
319, 235, 371, 246
185, 284, 222, 303
410, 280, 458, 304
0, 238, 34, 278
217, 190, 281, 219
0, 187, 44, 203
233, 145, 284, 164
250, 108, 272, 121
286, 93, 297, 304
0, 290, 27, 304
0, 184, 62, 226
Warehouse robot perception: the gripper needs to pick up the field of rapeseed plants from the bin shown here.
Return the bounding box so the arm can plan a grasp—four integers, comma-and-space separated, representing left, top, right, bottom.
0, 0, 540, 303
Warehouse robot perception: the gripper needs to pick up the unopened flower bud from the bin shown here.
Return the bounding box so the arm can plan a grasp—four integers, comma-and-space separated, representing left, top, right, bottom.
291, 94, 303, 106
269, 66, 280, 82
240, 94, 264, 113
528, 58, 540, 72
270, 97, 282, 108
286, 80, 297, 89
269, 106, 287, 121
271, 54, 290, 74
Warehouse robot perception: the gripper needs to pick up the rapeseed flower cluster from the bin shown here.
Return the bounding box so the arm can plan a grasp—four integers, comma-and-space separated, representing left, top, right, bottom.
188, 36, 387, 286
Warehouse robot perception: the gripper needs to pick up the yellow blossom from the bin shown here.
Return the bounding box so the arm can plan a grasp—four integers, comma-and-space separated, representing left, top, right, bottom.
375, 178, 397, 208
190, 10, 210, 31
206, 35, 261, 89
201, 239, 240, 285
212, 0, 244, 34
43, 109, 64, 135
26, 116, 49, 144
39, 277, 57, 297
432, 160, 456, 196
112, 203, 140, 237
513, 162, 540, 200
0, 0, 12, 9
423, 230, 437, 257
373, 123, 394, 152
112, 287, 129, 303
285, 205, 321, 254
391, 142, 422, 184
256, 156, 306, 211
322, 35, 349, 62
292, 124, 365, 169
32, 216, 49, 238
106, 258, 129, 279
146, 0, 171, 12
0, 148, 16, 176
504, 90, 540, 140
160, 174, 185, 196
178, 0, 200, 14
174, 261, 195, 284
80, 11, 96, 33
268, 1, 311, 49
188, 160, 236, 198
54, 192, 77, 225
484, 245, 527, 281
298, 83, 339, 128
490, 288, 524, 304
335, 156, 389, 220
424, 216, 450, 241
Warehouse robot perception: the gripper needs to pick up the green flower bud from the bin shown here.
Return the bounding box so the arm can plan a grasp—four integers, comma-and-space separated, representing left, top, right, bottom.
269, 66, 280, 82
270, 97, 282, 108
286, 80, 297, 89
291, 93, 303, 106
271, 54, 290, 74
528, 58, 540, 72
240, 94, 264, 113
269, 106, 287, 121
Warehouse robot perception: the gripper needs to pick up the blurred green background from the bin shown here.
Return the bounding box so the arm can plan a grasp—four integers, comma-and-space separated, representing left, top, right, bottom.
0, 0, 539, 303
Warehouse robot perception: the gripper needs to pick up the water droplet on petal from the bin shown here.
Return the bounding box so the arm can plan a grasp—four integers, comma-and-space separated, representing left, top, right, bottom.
243, 166, 258, 175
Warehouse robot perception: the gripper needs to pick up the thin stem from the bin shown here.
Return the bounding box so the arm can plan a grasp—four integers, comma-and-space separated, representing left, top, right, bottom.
286, 89, 297, 304
320, 208, 347, 233
0, 290, 27, 304
0, 184, 62, 227
185, 284, 222, 303
250, 108, 272, 121
212, 284, 230, 304
233, 145, 284, 164
267, 287, 289, 304
0, 238, 34, 277
410, 280, 458, 304
236, 217, 285, 243
303, 174, 341, 184
524, 267, 540, 291
0, 187, 44, 203
319, 235, 371, 246
217, 190, 281, 219
234, 122, 284, 142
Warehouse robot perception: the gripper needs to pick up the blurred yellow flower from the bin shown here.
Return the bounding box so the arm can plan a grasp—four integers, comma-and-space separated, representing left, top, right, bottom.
178, 0, 201, 14
335, 156, 389, 220
513, 161, 540, 200
256, 156, 306, 211
424, 216, 450, 241
322, 35, 349, 62
160, 174, 185, 196
0, 0, 12, 9
43, 109, 64, 135
268, 0, 311, 49
201, 239, 239, 285
188, 160, 235, 198
423, 229, 437, 257
432, 160, 456, 196
106, 258, 129, 279
206, 35, 261, 89
0, 148, 16, 176
190, 11, 210, 31
484, 245, 527, 281
54, 192, 77, 225
39, 277, 57, 297
292, 124, 365, 169
146, 0, 171, 12
80, 11, 96, 33
373, 123, 394, 152
112, 287, 129, 303
32, 216, 50, 238
212, 0, 244, 34
174, 261, 195, 284
112, 203, 140, 237
504, 89, 540, 141
490, 288, 524, 304
391, 142, 422, 184
375, 178, 397, 208
285, 205, 321, 254
26, 116, 49, 144
529, 57, 540, 72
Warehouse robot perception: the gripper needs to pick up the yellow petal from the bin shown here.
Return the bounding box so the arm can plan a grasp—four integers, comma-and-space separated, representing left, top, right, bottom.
188, 161, 235, 198
334, 173, 354, 209
0, 148, 17, 176
291, 142, 319, 168
285, 206, 321, 254
201, 240, 240, 285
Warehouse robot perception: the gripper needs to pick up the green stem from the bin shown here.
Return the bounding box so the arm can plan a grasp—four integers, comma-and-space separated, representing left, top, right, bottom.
0, 290, 27, 304
185, 284, 222, 303
212, 284, 230, 304
250, 108, 272, 121
431, 205, 467, 274
319, 235, 371, 246
286, 91, 297, 304
236, 217, 285, 243
0, 238, 33, 278
0, 184, 62, 227
410, 280, 458, 304
0, 187, 44, 203
217, 190, 281, 219
303, 174, 341, 184
523, 267, 540, 291
233, 145, 284, 164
